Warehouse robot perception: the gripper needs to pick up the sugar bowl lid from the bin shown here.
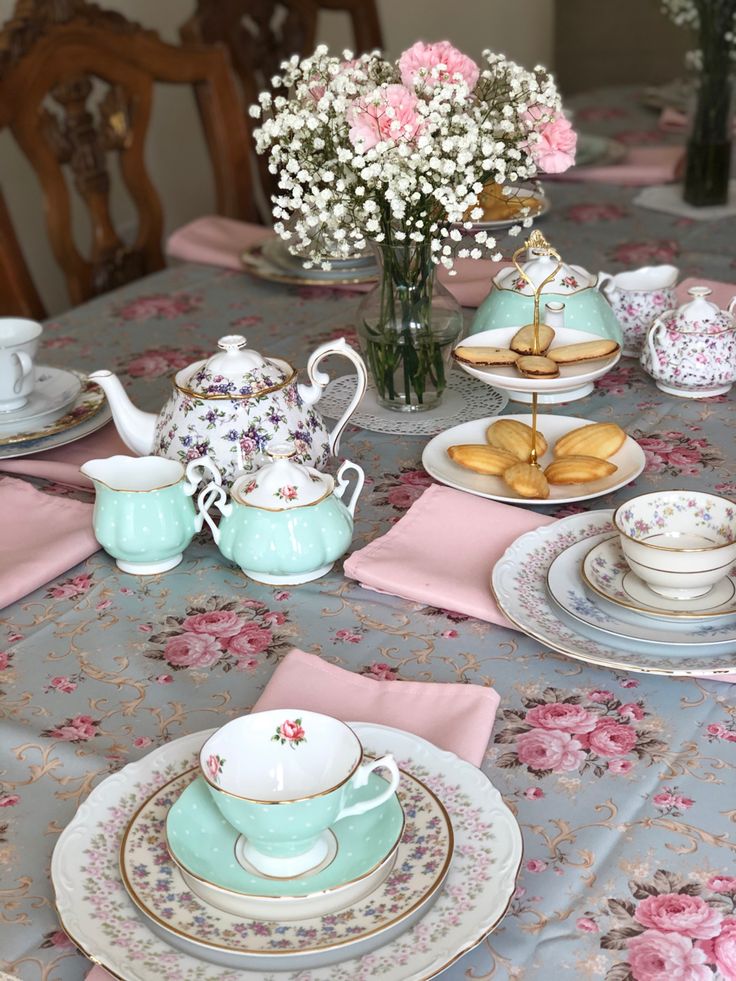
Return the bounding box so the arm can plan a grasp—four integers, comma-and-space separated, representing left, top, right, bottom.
177, 335, 292, 398
666, 286, 736, 335
231, 445, 333, 510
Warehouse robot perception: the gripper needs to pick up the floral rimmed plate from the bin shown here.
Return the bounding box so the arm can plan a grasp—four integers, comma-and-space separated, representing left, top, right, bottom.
0, 377, 110, 457
0, 365, 81, 436
491, 510, 736, 676
583, 535, 736, 622
546, 532, 736, 654
241, 245, 378, 287
125, 764, 446, 969
163, 768, 404, 920
52, 723, 522, 980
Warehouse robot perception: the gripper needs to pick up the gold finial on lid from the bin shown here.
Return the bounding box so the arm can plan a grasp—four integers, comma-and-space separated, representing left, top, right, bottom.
526, 229, 551, 252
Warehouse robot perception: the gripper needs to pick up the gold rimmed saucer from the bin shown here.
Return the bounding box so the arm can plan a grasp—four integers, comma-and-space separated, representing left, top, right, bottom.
241, 245, 378, 287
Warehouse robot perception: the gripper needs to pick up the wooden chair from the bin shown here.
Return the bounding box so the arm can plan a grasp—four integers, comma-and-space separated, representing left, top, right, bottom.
181, 0, 384, 217
0, 0, 258, 309
0, 186, 46, 319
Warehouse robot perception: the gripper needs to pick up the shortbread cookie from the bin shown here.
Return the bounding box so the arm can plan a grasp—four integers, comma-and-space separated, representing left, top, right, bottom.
547, 339, 620, 364
516, 355, 560, 378
510, 323, 555, 356
453, 346, 519, 366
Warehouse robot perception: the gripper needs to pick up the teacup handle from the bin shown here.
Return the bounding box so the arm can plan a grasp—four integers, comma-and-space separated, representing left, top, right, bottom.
11, 351, 33, 393
335, 754, 400, 821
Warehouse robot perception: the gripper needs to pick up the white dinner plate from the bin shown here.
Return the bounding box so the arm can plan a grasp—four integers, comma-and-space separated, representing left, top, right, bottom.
262, 236, 376, 272
491, 509, 736, 676
454, 326, 621, 400
242, 244, 378, 287
422, 413, 645, 506
0, 379, 110, 458
0, 366, 81, 435
546, 532, 736, 654
52, 724, 522, 980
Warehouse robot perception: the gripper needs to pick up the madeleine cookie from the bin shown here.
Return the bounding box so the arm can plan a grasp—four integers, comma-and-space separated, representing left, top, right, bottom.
516, 355, 560, 378
510, 323, 555, 356
453, 346, 520, 367
447, 444, 519, 475
486, 419, 548, 459
553, 422, 626, 460
547, 339, 620, 364
545, 455, 617, 485
504, 462, 550, 499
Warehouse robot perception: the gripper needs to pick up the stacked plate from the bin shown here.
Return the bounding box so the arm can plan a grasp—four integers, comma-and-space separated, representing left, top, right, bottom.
52, 723, 522, 979
492, 510, 736, 677
242, 237, 379, 287
0, 367, 110, 460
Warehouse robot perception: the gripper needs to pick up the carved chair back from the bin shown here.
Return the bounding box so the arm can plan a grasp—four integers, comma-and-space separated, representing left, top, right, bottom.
0, 0, 257, 307
181, 0, 383, 216
0, 186, 46, 318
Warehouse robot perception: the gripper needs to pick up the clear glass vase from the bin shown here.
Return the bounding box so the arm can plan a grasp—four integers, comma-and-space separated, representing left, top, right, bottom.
356, 240, 463, 412
684, 69, 733, 206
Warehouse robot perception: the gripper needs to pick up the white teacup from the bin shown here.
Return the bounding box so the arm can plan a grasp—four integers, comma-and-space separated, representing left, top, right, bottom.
598, 266, 678, 358
200, 709, 401, 877
613, 490, 736, 599
0, 318, 42, 411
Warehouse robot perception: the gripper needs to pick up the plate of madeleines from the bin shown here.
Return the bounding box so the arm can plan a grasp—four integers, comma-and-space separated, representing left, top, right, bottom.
422, 416, 646, 506
452, 324, 621, 400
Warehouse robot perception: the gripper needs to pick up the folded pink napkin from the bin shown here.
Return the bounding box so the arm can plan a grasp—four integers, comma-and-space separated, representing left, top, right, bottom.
0, 423, 128, 489
676, 277, 736, 309
344, 484, 553, 628
254, 648, 500, 767
0, 477, 98, 608
166, 216, 503, 308
553, 146, 684, 186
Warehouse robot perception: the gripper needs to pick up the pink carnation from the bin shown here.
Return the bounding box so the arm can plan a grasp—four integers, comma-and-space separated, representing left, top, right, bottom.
398, 41, 479, 91
628, 929, 710, 981
634, 893, 722, 939
524, 107, 576, 174
516, 728, 585, 773
164, 632, 222, 668
697, 916, 736, 978
347, 84, 424, 151
588, 718, 638, 758
525, 702, 598, 734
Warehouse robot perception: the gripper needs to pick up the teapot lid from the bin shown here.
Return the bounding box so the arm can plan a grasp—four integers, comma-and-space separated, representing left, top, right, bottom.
667, 286, 734, 334
177, 335, 293, 398
231, 445, 333, 510
495, 250, 594, 296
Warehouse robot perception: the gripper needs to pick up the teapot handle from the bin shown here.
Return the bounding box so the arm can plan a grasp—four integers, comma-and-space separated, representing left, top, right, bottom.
334, 460, 365, 517
297, 338, 368, 456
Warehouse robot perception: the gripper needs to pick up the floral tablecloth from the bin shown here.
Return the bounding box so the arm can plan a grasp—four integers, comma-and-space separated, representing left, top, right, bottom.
2, 88, 736, 981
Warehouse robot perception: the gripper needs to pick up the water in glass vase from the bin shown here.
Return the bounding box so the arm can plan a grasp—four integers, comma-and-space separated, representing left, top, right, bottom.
356, 241, 463, 412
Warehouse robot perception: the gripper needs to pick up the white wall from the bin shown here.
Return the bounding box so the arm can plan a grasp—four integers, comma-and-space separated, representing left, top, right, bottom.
0, 0, 553, 315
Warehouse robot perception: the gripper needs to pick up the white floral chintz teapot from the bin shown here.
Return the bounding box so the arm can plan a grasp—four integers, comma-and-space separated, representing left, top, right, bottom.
89, 335, 367, 487
640, 286, 736, 398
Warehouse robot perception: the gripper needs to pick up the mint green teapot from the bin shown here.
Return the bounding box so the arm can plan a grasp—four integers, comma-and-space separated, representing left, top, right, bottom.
192, 445, 364, 585
471, 230, 623, 343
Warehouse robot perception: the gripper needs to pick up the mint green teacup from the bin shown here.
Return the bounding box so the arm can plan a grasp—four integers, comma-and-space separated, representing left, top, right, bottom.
199, 709, 401, 878
80, 455, 217, 575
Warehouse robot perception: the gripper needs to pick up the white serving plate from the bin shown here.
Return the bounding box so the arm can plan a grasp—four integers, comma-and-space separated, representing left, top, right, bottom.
422, 413, 645, 506
241, 244, 377, 287
0, 384, 110, 458
262, 236, 376, 272
455, 326, 621, 402
460, 187, 550, 232
52, 723, 522, 980
0, 365, 81, 435
491, 510, 736, 676
546, 532, 736, 654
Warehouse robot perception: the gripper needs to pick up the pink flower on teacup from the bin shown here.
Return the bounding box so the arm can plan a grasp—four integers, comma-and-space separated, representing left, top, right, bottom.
272, 718, 306, 748
206, 753, 225, 783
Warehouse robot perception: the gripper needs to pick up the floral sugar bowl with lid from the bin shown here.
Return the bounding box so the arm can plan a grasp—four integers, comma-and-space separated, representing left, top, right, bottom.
641, 286, 736, 397
89, 334, 367, 487
193, 445, 365, 585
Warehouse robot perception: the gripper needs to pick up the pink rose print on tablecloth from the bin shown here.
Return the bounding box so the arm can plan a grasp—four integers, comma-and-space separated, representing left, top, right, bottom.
41, 928, 75, 950
42, 714, 99, 742
360, 661, 399, 680
0, 651, 12, 671
651, 787, 694, 817
611, 240, 680, 266
566, 203, 629, 224
494, 687, 666, 779
708, 877, 736, 894
113, 293, 202, 322
146, 597, 291, 672
272, 717, 306, 747
0, 794, 19, 807
596, 870, 736, 981
632, 431, 719, 478
124, 346, 210, 380
47, 573, 93, 600
373, 466, 433, 510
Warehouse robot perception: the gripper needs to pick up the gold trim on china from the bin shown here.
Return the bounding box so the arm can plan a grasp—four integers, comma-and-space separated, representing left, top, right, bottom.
162, 765, 406, 898
174, 364, 298, 402
119, 765, 454, 959
232, 477, 335, 511
241, 245, 378, 287
199, 719, 364, 803
51, 903, 127, 981
580, 539, 736, 620
79, 469, 186, 494
612, 492, 736, 553
0, 379, 104, 447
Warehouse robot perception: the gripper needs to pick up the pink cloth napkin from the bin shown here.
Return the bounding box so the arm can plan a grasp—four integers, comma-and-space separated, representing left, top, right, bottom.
0, 423, 129, 489
166, 216, 503, 308
254, 648, 500, 767
344, 484, 553, 628
676, 277, 736, 309
553, 146, 684, 186
0, 477, 99, 608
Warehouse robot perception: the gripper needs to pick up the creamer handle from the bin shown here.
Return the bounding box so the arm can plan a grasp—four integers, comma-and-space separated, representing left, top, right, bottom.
334, 460, 365, 517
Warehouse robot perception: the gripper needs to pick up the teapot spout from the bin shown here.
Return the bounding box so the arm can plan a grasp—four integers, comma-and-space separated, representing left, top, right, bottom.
88, 370, 157, 456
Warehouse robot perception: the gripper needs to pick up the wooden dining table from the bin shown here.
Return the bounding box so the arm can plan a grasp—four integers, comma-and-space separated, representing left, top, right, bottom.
2, 86, 736, 981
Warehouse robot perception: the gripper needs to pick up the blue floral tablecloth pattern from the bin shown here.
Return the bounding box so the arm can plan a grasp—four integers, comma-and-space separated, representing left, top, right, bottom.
2, 88, 736, 981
